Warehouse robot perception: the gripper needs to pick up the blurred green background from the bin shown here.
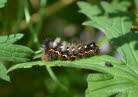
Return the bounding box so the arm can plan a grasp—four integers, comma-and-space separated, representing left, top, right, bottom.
0, 0, 137, 97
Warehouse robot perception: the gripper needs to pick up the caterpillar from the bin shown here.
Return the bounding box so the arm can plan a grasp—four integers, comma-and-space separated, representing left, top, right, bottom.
41, 37, 99, 61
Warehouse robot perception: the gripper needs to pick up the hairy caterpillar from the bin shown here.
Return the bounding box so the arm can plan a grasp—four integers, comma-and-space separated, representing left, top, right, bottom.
41, 38, 99, 61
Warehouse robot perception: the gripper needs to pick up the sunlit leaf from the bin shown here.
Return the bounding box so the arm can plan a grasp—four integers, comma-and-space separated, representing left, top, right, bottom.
77, 1, 138, 97
86, 75, 136, 97
78, 1, 138, 70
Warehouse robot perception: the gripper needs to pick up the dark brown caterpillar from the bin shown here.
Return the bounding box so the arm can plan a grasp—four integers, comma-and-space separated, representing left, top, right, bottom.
41, 38, 99, 61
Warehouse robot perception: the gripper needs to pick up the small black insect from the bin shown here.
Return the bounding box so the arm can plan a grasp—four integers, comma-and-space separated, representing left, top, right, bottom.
105, 62, 113, 67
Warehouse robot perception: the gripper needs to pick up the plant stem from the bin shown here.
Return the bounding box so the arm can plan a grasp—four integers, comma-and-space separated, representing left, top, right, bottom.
97, 36, 109, 48
46, 66, 68, 91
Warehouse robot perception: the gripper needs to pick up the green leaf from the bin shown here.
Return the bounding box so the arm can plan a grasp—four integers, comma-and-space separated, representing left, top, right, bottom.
7, 55, 138, 97
86, 75, 136, 97
0, 63, 10, 81
0, 0, 7, 8
127, 87, 138, 97
7, 55, 137, 80
78, 1, 138, 70
8, 55, 137, 79
7, 55, 120, 72
0, 44, 34, 62
0, 34, 24, 44
111, 0, 130, 11
77, 1, 138, 97
87, 73, 113, 82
